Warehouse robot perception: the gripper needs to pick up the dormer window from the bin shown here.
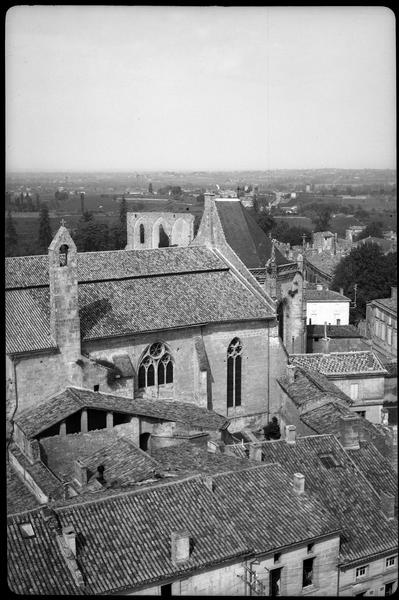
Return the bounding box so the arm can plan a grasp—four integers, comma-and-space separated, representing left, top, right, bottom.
59, 244, 69, 267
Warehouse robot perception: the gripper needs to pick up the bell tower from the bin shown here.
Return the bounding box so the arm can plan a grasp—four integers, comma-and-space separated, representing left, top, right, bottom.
48, 224, 81, 364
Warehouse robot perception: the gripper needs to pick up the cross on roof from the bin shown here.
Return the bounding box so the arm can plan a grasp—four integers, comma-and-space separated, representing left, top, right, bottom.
60, 218, 67, 227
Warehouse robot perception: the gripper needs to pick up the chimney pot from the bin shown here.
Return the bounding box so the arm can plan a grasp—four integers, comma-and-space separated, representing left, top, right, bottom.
339, 415, 360, 450
73, 459, 88, 487
203, 475, 215, 491
248, 444, 263, 462
62, 525, 77, 557
287, 364, 296, 383
293, 472, 305, 495
171, 530, 191, 564
285, 425, 296, 444
381, 491, 395, 520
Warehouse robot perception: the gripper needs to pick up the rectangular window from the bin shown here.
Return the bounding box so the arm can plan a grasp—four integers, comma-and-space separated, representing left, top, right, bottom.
350, 383, 359, 401
356, 566, 368, 579
387, 327, 392, 345
161, 583, 172, 596
93, 384, 100, 392
307, 543, 314, 553
356, 410, 366, 418
387, 315, 392, 326
381, 322, 386, 341
386, 556, 396, 568
270, 568, 282, 597
302, 558, 314, 588
274, 552, 281, 563
393, 331, 397, 350
376, 309, 381, 319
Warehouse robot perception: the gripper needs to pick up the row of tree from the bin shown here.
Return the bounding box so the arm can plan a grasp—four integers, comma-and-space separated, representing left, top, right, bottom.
5, 198, 129, 257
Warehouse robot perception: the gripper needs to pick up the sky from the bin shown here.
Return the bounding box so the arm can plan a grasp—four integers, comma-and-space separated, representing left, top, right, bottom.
5, 5, 396, 172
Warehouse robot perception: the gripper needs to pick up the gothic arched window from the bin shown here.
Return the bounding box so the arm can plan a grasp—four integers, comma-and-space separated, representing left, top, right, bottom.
138, 342, 174, 391
227, 338, 242, 408
139, 224, 145, 244
59, 244, 69, 267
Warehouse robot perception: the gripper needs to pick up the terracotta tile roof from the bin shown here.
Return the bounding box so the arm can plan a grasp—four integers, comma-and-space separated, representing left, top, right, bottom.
355, 236, 396, 254
6, 288, 56, 354
305, 289, 350, 302
300, 401, 356, 433
289, 351, 387, 376
346, 441, 398, 498
9, 445, 64, 504
304, 252, 343, 278
214, 200, 293, 269
7, 463, 41, 514
371, 295, 397, 314
78, 270, 272, 341
151, 441, 259, 476
7, 462, 342, 595
5, 247, 227, 289
16, 387, 228, 439
260, 435, 398, 565
80, 438, 160, 487
210, 464, 340, 554
6, 255, 273, 354
7, 476, 250, 595
278, 367, 353, 408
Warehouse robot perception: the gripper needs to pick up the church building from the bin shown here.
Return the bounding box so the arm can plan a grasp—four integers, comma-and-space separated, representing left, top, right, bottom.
6, 194, 304, 432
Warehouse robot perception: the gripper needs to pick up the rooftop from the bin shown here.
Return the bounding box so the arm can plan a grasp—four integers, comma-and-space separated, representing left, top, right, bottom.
6, 247, 274, 355
289, 351, 387, 376
260, 435, 398, 565
278, 367, 353, 409
7, 462, 341, 595
15, 387, 228, 439
214, 199, 294, 269
305, 289, 350, 302
307, 324, 364, 339
6, 462, 41, 514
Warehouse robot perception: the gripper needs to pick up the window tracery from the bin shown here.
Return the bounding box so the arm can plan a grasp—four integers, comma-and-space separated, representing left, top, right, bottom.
138, 342, 174, 390
227, 338, 242, 408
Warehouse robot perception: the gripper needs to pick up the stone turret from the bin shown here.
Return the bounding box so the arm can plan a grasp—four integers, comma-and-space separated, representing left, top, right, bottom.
49, 226, 81, 372
264, 241, 279, 301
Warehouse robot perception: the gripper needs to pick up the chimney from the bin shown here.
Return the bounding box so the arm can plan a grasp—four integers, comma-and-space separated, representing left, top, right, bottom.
391, 287, 397, 301
381, 491, 395, 520
248, 444, 263, 462
62, 525, 77, 557
171, 530, 191, 564
73, 459, 88, 487
322, 322, 330, 354
293, 472, 305, 495
285, 425, 296, 445
339, 288, 344, 296
339, 415, 360, 450
203, 475, 215, 492
316, 283, 323, 291
287, 364, 296, 383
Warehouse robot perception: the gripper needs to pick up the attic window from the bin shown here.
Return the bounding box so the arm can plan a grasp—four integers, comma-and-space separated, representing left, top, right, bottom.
19, 523, 35, 538
319, 453, 339, 469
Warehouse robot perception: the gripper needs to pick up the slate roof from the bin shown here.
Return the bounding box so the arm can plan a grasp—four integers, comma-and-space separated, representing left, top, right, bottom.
260, 435, 398, 565
289, 351, 387, 376
278, 367, 353, 408
5, 247, 226, 289
7, 463, 341, 595
7, 476, 251, 595
214, 199, 292, 269
7, 463, 41, 514
15, 387, 228, 439
305, 289, 350, 302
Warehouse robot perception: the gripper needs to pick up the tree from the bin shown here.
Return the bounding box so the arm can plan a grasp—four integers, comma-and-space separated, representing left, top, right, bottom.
5, 211, 19, 256
255, 213, 276, 234
148, 182, 153, 194
331, 243, 397, 323
74, 216, 110, 252
38, 203, 53, 253
357, 221, 384, 240
119, 197, 127, 226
